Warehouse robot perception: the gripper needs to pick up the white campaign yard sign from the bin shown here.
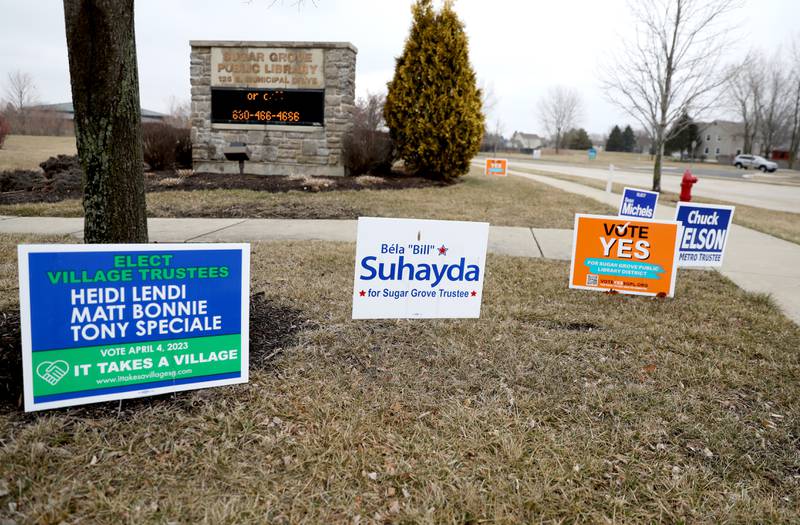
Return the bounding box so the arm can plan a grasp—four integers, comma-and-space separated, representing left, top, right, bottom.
352, 217, 489, 319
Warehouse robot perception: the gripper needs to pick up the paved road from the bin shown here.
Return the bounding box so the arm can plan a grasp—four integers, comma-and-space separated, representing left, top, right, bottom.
626, 165, 755, 180
512, 160, 800, 212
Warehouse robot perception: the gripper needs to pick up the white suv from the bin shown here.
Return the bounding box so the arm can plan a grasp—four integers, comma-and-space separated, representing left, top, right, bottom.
733, 154, 778, 172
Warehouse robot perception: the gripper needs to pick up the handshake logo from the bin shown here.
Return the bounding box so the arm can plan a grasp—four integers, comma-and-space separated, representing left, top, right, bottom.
36, 360, 70, 386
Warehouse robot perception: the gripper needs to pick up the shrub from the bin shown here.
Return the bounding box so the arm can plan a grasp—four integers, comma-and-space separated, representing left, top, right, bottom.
343, 93, 394, 175
0, 114, 10, 149
566, 128, 593, 150
0, 170, 40, 192
384, 0, 484, 181
175, 128, 192, 169
39, 154, 83, 194
142, 122, 191, 170
343, 129, 393, 175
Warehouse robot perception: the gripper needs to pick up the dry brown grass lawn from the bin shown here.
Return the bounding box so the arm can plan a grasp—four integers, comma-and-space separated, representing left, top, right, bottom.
1, 236, 799, 523
0, 135, 77, 171
0, 167, 615, 228
515, 168, 800, 246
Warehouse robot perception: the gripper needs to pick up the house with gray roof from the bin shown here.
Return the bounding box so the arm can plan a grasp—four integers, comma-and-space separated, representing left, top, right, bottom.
696, 120, 761, 161
509, 131, 543, 152
32, 102, 166, 122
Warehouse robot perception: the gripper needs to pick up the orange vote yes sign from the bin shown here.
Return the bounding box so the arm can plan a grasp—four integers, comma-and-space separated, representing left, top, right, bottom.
569, 214, 681, 297
484, 158, 507, 177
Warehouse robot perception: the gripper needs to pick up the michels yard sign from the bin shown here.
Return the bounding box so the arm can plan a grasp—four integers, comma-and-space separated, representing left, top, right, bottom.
18, 244, 250, 412
352, 217, 489, 319
569, 214, 680, 297
619, 187, 659, 219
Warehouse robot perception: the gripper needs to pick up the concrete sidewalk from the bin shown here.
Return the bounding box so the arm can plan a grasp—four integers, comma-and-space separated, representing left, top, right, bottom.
0, 215, 572, 261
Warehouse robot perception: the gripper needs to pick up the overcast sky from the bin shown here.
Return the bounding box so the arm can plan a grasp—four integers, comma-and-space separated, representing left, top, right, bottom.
0, 0, 797, 137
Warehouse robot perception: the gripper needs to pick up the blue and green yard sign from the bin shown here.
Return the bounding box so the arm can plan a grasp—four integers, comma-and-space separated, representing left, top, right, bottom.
18, 243, 250, 411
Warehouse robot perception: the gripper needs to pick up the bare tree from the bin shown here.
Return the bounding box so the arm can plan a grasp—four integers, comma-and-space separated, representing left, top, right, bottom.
353, 92, 386, 132
634, 128, 654, 155
4, 70, 38, 112
345, 92, 391, 175
602, 0, 739, 191
165, 95, 191, 128
756, 55, 790, 158
478, 80, 503, 152
479, 79, 498, 120
491, 119, 504, 153
789, 37, 800, 169
264, 0, 318, 7
724, 53, 761, 154
537, 86, 581, 154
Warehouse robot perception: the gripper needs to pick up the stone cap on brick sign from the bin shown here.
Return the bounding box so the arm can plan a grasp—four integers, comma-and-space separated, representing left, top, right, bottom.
190, 40, 358, 53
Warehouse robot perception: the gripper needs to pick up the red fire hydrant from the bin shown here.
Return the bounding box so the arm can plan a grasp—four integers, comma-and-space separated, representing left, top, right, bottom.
680, 169, 698, 202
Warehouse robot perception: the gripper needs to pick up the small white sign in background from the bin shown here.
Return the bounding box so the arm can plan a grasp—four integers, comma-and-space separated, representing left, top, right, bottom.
352, 217, 489, 319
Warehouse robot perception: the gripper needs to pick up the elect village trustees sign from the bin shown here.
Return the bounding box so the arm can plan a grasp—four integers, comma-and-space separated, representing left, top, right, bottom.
18, 244, 250, 412
352, 217, 489, 319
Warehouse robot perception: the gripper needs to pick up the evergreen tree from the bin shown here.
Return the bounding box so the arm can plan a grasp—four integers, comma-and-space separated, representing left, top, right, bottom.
384, 0, 484, 181
558, 129, 573, 150
568, 128, 593, 150
665, 112, 699, 156
606, 125, 624, 152
622, 125, 636, 153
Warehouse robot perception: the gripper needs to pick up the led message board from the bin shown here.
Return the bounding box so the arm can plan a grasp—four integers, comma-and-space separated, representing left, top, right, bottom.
211, 88, 325, 126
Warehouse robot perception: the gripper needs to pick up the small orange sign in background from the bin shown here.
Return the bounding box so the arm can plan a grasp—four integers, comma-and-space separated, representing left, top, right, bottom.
484, 158, 508, 177
569, 214, 681, 297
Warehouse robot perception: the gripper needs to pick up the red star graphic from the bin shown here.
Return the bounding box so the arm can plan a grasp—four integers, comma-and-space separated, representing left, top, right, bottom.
359, 290, 366, 297
438, 245, 448, 255
471, 290, 477, 297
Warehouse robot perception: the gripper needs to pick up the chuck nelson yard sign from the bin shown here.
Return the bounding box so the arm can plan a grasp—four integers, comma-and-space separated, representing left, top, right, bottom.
352, 217, 489, 319
18, 244, 250, 411
570, 214, 680, 297
674, 202, 735, 267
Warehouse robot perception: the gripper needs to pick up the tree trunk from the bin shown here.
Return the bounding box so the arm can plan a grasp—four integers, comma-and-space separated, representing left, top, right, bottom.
555, 128, 561, 154
652, 126, 665, 192
652, 144, 663, 193
743, 116, 751, 154
63, 0, 148, 243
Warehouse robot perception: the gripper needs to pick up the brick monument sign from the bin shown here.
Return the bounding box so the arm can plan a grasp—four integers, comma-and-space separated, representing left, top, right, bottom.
190, 41, 357, 176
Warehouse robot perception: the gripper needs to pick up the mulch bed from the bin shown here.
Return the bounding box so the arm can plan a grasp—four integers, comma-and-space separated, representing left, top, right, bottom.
0, 155, 450, 205
0, 155, 84, 204
0, 292, 310, 415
